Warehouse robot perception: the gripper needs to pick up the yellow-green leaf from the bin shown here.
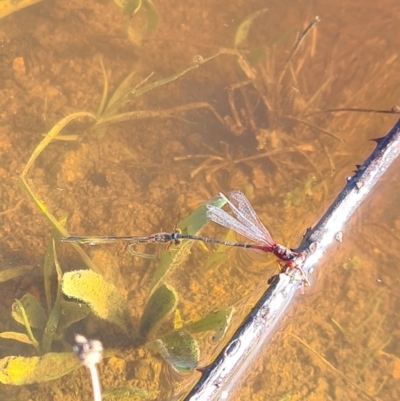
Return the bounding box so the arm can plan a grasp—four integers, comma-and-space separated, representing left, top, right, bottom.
0, 265, 34, 282
11, 294, 47, 330
182, 307, 234, 341
0, 353, 80, 385
62, 270, 129, 334
152, 331, 200, 372
234, 9, 268, 48
139, 284, 178, 339
150, 195, 226, 290
0, 332, 33, 345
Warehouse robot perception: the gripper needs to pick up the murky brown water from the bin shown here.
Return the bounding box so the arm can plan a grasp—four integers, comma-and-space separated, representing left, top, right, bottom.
0, 0, 399, 400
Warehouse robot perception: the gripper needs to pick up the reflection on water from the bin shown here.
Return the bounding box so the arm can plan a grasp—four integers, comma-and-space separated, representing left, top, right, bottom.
0, 0, 399, 399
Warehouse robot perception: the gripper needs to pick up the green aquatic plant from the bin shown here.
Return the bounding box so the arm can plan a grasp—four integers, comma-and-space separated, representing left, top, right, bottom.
0, 239, 91, 385
59, 197, 234, 372
140, 283, 234, 372
0, 193, 235, 392
94, 52, 224, 128
149, 194, 226, 290
139, 284, 178, 339
342, 255, 361, 271
234, 8, 268, 48
5, 238, 90, 353
62, 269, 131, 335
0, 352, 81, 385
183, 12, 334, 192
77, 194, 225, 372
18, 54, 223, 273
112, 0, 158, 46
150, 330, 200, 373
0, 265, 35, 283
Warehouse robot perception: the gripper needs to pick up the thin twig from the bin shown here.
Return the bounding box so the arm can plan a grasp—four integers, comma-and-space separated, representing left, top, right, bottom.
285, 115, 342, 141
0, 199, 24, 216
305, 106, 400, 117
278, 16, 321, 86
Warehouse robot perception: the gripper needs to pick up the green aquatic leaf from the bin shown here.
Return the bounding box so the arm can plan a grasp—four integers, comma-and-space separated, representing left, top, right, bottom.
182, 307, 234, 341
44, 219, 67, 312
21, 112, 96, 177
150, 248, 176, 291
178, 195, 226, 234
132, 53, 220, 100
142, 0, 158, 34
57, 300, 91, 335
19, 176, 100, 273
124, 0, 158, 46
234, 8, 268, 48
11, 299, 40, 353
150, 195, 226, 290
0, 265, 34, 283
43, 234, 56, 312
62, 270, 129, 334
104, 69, 138, 114
139, 284, 178, 339
342, 255, 361, 271
152, 331, 200, 372
42, 240, 66, 353
0, 332, 34, 345
97, 57, 109, 117
113, 0, 141, 15
0, 353, 80, 385
11, 294, 47, 331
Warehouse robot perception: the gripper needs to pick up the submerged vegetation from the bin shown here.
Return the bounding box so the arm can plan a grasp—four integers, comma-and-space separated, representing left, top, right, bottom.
0, 196, 235, 387
1, 46, 237, 394
2, 8, 334, 398
1, 2, 397, 400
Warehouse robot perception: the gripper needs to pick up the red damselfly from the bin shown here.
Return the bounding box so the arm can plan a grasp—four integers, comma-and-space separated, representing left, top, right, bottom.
206, 191, 308, 285
206, 190, 304, 264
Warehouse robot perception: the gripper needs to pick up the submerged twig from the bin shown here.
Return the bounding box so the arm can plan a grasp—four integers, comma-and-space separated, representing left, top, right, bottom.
305, 106, 400, 118
184, 119, 400, 401
278, 16, 321, 86
284, 115, 342, 141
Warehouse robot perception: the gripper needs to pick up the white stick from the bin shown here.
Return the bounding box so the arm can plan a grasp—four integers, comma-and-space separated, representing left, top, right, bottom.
88, 364, 102, 401
74, 334, 103, 401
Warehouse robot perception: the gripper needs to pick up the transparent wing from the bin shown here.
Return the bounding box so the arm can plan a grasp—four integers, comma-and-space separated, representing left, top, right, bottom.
215, 191, 274, 246
206, 204, 271, 245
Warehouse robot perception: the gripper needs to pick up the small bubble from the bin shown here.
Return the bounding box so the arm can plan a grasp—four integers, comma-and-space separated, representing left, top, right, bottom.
193, 55, 204, 65
46, 325, 56, 335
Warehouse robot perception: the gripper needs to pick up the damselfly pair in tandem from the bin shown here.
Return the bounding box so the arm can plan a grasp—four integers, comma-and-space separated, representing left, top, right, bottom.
60, 190, 308, 284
